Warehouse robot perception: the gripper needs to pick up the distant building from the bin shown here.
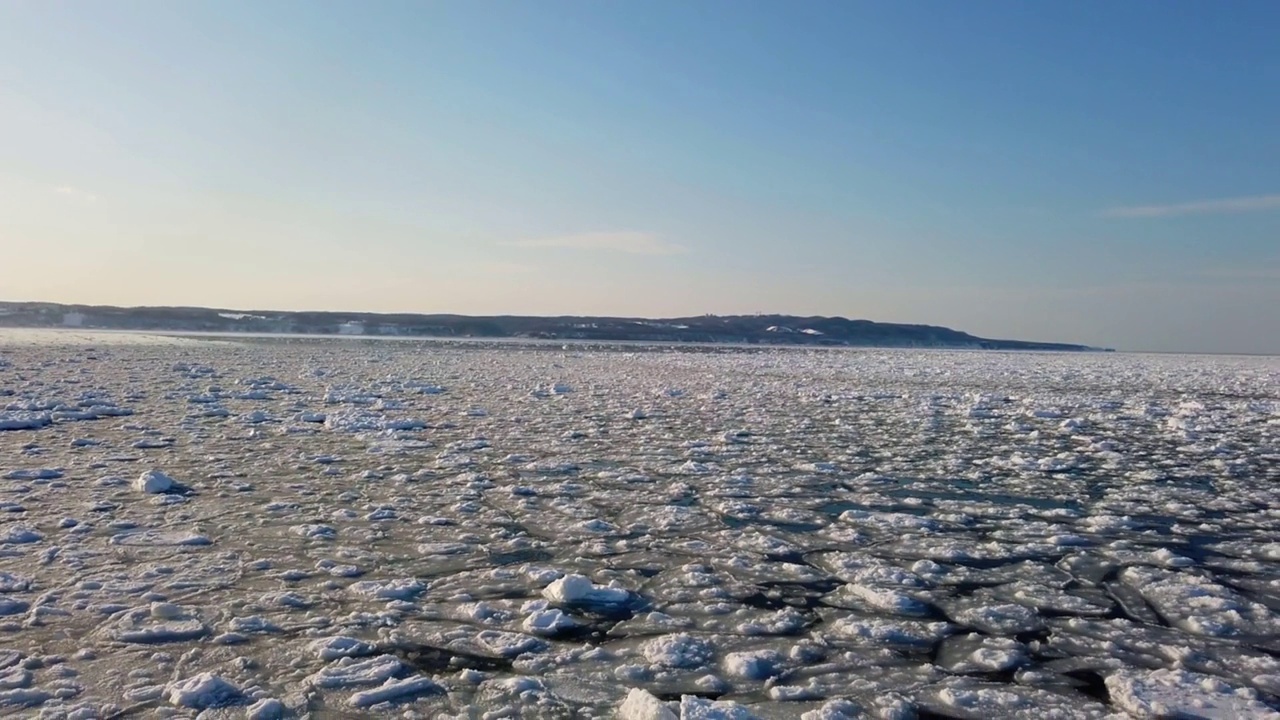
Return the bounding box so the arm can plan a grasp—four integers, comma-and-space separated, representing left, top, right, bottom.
63, 312, 86, 327
337, 321, 365, 336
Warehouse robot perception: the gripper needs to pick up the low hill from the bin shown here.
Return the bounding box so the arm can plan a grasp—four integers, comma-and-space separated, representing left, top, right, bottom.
0, 302, 1105, 351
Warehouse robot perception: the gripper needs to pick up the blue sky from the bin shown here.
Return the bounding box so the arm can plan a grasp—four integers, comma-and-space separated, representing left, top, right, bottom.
1, 1, 1277, 352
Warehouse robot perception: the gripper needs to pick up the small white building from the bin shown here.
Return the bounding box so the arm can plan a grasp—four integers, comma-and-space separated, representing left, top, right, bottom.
63, 312, 86, 327
337, 321, 365, 336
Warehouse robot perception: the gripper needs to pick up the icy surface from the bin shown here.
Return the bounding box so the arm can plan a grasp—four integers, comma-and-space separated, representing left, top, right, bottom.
619, 688, 680, 720
1105, 668, 1279, 719
164, 672, 242, 709
0, 330, 1278, 717
133, 469, 175, 494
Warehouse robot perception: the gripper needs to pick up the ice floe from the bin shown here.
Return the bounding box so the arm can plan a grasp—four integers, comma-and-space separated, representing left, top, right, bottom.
0, 336, 1277, 716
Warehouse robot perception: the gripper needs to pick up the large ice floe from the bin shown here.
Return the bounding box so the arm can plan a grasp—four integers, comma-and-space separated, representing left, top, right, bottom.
0, 329, 1277, 717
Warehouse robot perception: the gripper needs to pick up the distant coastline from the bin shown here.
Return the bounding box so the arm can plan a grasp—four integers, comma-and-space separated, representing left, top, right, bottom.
0, 301, 1108, 352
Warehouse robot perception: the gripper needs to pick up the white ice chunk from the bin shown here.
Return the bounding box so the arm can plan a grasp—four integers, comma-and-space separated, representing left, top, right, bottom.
347, 578, 426, 601
723, 650, 784, 680
310, 636, 377, 661
3, 468, 63, 481
826, 616, 953, 647
347, 675, 440, 708
229, 615, 282, 634
307, 655, 404, 688
134, 470, 174, 494
110, 530, 212, 546
643, 633, 714, 669
0, 526, 41, 544
679, 695, 759, 719
1105, 668, 1279, 719
617, 688, 678, 720
949, 602, 1044, 635
522, 608, 579, 636
164, 672, 241, 709
0, 412, 51, 431
1121, 566, 1280, 637
150, 602, 184, 620
843, 584, 931, 616
0, 688, 52, 708
542, 574, 631, 606
246, 698, 286, 720
0, 572, 31, 592
290, 524, 337, 540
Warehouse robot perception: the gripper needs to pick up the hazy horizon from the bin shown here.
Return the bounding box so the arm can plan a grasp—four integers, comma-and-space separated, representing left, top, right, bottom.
2, 2, 1278, 354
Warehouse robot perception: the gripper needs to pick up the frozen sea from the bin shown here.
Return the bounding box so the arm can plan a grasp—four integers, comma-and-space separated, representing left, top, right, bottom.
1, 329, 1278, 719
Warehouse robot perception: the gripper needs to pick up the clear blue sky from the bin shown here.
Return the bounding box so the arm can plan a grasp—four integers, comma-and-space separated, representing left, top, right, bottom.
2, 1, 1277, 353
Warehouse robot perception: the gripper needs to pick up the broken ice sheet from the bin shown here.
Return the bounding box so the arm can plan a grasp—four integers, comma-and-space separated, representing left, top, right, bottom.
0, 333, 1277, 716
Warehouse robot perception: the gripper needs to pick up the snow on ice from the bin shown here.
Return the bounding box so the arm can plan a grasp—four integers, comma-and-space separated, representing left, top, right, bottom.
0, 330, 1276, 716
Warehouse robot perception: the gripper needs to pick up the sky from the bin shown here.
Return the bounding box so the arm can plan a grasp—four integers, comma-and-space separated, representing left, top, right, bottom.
1, 1, 1278, 353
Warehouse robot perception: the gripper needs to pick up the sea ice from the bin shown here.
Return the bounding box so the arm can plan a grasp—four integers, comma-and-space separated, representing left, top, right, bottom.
164, 672, 241, 709
542, 574, 632, 606
307, 655, 405, 688
618, 687, 678, 720
680, 695, 759, 719
347, 578, 427, 601
2, 335, 1278, 717
0, 526, 42, 544
0, 412, 51, 431
347, 675, 441, 707
523, 608, 579, 636
133, 469, 174, 493
1105, 668, 1279, 719
643, 634, 715, 669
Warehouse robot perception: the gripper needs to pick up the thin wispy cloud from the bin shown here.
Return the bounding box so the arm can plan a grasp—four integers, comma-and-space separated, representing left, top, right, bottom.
55, 185, 99, 203
502, 231, 686, 255
1104, 193, 1280, 218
